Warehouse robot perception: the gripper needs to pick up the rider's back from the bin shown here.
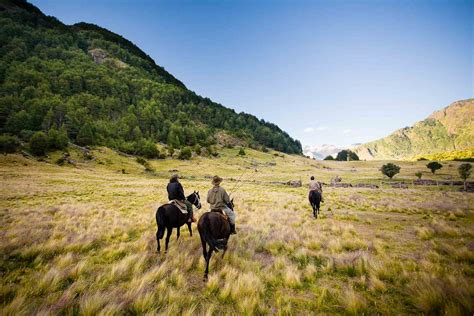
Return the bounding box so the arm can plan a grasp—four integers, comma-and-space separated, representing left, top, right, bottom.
167, 182, 185, 201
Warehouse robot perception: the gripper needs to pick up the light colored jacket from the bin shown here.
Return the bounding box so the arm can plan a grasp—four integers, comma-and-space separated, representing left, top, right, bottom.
207, 185, 230, 209
309, 180, 322, 192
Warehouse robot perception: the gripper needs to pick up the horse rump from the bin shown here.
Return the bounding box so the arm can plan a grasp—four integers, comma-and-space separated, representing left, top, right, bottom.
198, 212, 230, 252
156, 206, 166, 239
309, 190, 321, 205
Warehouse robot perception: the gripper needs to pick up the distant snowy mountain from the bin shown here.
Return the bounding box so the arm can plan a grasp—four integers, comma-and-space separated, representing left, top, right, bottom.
303, 144, 343, 160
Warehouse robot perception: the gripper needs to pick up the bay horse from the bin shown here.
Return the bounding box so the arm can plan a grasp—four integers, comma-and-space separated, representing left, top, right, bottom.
197, 199, 234, 280
309, 189, 322, 218
155, 191, 201, 252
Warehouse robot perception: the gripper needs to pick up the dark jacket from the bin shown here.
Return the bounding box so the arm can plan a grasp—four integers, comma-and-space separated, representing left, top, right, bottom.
167, 181, 185, 201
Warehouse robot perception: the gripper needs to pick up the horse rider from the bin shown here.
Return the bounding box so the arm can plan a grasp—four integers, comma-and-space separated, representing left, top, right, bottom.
207, 175, 236, 234
167, 174, 196, 222
309, 176, 324, 202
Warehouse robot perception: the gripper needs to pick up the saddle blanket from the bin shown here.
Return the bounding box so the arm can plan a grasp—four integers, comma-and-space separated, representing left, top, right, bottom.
170, 200, 188, 214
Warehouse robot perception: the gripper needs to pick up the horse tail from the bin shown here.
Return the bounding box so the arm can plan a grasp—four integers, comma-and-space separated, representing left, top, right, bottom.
200, 215, 225, 252
156, 206, 166, 239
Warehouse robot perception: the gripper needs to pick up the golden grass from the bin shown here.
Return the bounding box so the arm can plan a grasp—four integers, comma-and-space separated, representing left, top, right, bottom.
0, 147, 473, 314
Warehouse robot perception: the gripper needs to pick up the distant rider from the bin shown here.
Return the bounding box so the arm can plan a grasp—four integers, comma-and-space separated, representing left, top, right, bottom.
207, 175, 236, 234
309, 176, 324, 202
167, 174, 195, 222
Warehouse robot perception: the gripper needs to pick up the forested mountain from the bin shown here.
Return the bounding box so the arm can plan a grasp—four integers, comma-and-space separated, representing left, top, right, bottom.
354, 99, 474, 160
0, 0, 302, 156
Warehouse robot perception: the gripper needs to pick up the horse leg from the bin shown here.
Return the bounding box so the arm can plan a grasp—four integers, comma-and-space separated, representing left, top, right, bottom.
156, 229, 161, 252
177, 227, 180, 240
222, 245, 227, 259
187, 222, 192, 237
200, 232, 208, 260
204, 248, 213, 281
165, 227, 172, 252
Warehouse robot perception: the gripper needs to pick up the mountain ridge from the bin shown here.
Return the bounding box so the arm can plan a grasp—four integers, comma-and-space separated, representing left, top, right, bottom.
354, 99, 474, 160
0, 0, 302, 155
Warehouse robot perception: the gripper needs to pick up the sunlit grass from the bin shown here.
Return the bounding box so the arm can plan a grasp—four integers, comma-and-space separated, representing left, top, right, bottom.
0, 148, 473, 314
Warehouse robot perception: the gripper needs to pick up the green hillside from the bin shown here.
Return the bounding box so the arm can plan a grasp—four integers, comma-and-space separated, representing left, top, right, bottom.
354, 99, 474, 160
0, 0, 302, 155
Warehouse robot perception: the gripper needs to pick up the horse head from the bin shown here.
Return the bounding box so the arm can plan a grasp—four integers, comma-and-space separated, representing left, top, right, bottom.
188, 191, 202, 209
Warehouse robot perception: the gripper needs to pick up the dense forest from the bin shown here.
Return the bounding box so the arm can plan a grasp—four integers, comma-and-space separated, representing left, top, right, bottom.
0, 0, 302, 157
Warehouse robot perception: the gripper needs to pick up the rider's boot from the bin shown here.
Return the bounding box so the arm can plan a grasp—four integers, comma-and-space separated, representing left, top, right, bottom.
188, 209, 196, 223
230, 224, 237, 234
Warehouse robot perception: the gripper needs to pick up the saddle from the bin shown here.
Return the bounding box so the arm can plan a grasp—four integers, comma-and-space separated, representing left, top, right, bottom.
170, 200, 188, 214
211, 208, 229, 221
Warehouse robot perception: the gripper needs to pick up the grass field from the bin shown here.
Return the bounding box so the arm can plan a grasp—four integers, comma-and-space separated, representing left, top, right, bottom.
1, 147, 473, 315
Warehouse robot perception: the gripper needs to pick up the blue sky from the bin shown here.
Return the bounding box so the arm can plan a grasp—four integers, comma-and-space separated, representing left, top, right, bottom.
31, 0, 473, 148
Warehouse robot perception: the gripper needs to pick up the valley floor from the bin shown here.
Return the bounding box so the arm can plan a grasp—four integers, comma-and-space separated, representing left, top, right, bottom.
1, 148, 473, 315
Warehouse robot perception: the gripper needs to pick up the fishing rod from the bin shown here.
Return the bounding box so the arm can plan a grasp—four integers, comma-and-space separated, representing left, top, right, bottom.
228, 168, 248, 197
228, 166, 260, 197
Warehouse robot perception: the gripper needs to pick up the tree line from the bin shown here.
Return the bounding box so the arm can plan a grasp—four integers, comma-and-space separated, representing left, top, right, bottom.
0, 3, 302, 157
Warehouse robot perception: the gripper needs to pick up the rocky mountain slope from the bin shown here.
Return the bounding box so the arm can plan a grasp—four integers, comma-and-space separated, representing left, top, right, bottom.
354, 99, 474, 160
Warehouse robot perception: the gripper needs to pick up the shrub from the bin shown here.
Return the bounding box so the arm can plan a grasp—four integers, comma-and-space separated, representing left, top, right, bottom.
47, 127, 69, 150
238, 147, 246, 156
324, 155, 335, 160
415, 172, 422, 179
30, 131, 48, 156
380, 163, 400, 179
0, 134, 20, 153
118, 141, 136, 155
194, 144, 201, 155
178, 147, 192, 160
458, 163, 472, 191
136, 157, 154, 172
136, 140, 159, 159
336, 150, 359, 161
136, 157, 147, 165
426, 162, 442, 174
76, 123, 95, 146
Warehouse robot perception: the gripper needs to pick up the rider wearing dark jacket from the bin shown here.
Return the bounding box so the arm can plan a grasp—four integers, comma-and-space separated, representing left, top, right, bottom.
167, 174, 195, 222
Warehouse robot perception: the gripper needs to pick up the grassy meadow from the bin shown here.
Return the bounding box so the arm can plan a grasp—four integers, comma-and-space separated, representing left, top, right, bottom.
1, 147, 473, 315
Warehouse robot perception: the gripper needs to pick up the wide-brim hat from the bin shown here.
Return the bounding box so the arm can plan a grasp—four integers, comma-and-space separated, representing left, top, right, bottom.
212, 175, 223, 185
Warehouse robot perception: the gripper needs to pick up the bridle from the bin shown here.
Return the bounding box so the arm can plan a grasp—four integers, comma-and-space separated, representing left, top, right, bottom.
189, 192, 202, 209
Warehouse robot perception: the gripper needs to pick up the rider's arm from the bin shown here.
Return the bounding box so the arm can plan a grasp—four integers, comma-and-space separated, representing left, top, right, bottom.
222, 188, 230, 204
177, 183, 185, 200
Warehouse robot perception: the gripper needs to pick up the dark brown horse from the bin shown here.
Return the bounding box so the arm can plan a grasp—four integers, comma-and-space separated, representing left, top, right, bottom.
156, 191, 201, 252
309, 189, 322, 218
197, 199, 234, 280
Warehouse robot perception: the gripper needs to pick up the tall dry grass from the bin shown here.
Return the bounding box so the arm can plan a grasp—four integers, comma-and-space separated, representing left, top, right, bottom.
1, 150, 473, 314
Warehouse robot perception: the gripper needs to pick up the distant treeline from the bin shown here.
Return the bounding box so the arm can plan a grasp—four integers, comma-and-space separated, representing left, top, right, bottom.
0, 0, 302, 156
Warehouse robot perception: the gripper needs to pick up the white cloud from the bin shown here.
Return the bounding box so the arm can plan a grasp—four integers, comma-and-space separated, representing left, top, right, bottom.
342, 129, 352, 134
304, 126, 328, 133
